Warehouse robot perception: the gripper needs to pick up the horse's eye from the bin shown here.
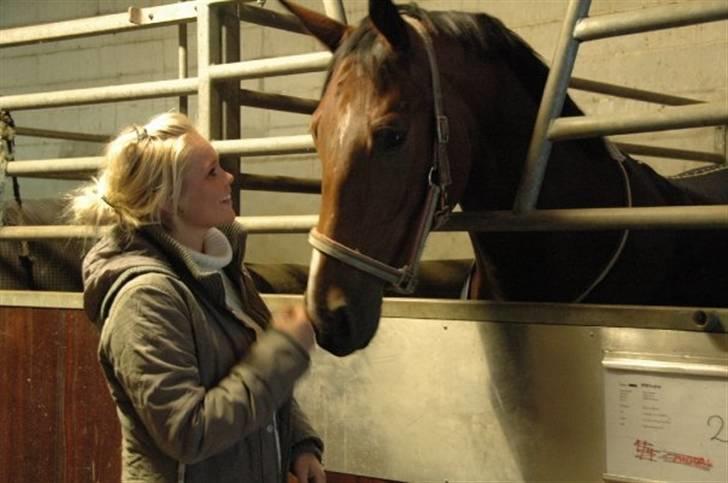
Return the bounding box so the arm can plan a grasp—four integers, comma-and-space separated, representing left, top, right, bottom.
373, 127, 407, 153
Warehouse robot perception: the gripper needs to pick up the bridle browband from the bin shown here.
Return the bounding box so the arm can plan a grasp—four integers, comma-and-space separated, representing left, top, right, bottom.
309, 19, 452, 294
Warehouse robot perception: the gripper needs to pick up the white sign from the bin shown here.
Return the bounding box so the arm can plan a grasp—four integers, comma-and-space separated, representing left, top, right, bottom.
604, 355, 728, 482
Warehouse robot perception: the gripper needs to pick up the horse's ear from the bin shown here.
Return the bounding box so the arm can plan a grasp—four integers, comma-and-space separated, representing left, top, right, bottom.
369, 0, 409, 52
278, 0, 349, 52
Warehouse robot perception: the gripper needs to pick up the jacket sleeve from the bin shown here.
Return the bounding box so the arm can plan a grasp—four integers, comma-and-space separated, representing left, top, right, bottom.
288, 398, 324, 464
99, 273, 310, 464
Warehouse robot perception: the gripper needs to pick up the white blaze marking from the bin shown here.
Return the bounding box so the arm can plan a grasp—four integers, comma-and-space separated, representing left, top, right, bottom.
338, 104, 352, 149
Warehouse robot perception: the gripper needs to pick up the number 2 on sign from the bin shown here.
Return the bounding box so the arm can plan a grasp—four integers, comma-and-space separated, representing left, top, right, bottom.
707, 415, 728, 443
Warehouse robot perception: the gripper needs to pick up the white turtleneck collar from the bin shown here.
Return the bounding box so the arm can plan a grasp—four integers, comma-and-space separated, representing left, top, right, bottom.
186, 228, 233, 273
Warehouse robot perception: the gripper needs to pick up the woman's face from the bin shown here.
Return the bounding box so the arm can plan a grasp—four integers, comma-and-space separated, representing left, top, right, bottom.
174, 131, 236, 244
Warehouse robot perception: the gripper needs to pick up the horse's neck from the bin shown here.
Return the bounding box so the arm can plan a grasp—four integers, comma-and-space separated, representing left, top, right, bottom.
456, 64, 628, 302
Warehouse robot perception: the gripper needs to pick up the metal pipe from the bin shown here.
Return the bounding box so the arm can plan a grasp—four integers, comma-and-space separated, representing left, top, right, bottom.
236, 215, 319, 233
211, 135, 315, 156
0, 2, 198, 47
549, 102, 728, 141
322, 0, 348, 24
240, 173, 320, 193
7, 136, 315, 177
239, 89, 317, 114
239, 5, 307, 34
4, 205, 728, 240
513, 0, 592, 214
569, 77, 701, 106
0, 78, 198, 110
0, 225, 109, 240
220, 2, 243, 215
1, 53, 329, 111
6, 157, 102, 176
614, 142, 725, 164
207, 51, 331, 81
14, 127, 109, 143
197, 0, 216, 139
10, 137, 719, 179
178, 22, 189, 114
441, 205, 728, 232
574, 2, 728, 42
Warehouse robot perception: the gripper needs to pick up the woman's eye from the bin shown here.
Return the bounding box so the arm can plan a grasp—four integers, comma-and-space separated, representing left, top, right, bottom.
373, 127, 407, 153
208, 167, 218, 177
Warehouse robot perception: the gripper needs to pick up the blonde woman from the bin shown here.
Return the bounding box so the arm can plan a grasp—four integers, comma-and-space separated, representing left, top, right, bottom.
69, 112, 325, 483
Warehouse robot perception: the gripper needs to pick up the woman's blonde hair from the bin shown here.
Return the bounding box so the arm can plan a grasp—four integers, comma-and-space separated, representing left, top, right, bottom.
68, 112, 197, 234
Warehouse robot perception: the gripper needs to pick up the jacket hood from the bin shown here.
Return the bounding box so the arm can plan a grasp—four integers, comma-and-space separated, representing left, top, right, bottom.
82, 227, 174, 329
82, 223, 249, 329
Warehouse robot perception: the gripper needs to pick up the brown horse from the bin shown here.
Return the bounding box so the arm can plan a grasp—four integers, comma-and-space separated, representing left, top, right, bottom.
281, 0, 728, 356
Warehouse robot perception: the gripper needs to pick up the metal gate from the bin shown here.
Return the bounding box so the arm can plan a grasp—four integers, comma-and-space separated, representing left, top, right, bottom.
1, 1, 727, 482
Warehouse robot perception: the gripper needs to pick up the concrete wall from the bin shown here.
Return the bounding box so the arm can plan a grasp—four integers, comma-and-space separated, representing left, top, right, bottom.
1, 0, 726, 264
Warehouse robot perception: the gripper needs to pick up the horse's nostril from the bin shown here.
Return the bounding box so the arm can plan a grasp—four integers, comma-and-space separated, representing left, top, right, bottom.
331, 304, 352, 340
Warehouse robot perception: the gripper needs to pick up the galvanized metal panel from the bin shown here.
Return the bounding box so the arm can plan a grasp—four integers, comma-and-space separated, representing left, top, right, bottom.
295, 316, 727, 482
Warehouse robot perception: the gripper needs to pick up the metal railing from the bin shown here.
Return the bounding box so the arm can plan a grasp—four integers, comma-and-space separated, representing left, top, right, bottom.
1, 0, 727, 241
513, 0, 728, 213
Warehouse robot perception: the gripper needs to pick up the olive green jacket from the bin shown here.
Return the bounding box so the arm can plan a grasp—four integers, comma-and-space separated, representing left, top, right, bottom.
83, 223, 322, 483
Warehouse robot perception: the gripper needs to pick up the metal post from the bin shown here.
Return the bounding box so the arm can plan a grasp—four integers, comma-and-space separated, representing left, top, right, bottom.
178, 22, 189, 114
322, 0, 347, 24
221, 3, 242, 215
197, 0, 222, 140
513, 0, 591, 214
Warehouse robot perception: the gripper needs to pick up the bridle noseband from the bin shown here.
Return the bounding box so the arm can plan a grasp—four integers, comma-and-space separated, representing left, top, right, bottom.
309, 20, 452, 294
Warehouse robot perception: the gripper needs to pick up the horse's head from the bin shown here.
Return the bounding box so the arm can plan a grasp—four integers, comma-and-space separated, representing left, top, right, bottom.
281, 0, 474, 355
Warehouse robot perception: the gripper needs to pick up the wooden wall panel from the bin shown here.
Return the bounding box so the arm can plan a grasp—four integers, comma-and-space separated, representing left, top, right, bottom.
1, 306, 398, 483
0, 307, 120, 483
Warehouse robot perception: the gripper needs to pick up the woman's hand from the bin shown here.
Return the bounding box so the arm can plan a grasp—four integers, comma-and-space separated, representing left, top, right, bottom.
272, 304, 315, 351
292, 452, 326, 483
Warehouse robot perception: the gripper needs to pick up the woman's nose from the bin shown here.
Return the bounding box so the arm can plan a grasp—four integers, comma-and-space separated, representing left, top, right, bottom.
225, 170, 234, 184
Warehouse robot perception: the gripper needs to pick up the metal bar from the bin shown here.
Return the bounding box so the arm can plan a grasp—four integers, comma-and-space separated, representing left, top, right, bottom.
322, 0, 348, 24
4, 205, 728, 240
0, 78, 198, 110
178, 22, 189, 114
0, 54, 328, 111
207, 51, 331, 81
0, 225, 109, 240
14, 127, 109, 143
3, 291, 725, 335
240, 173, 320, 193
614, 142, 726, 164
602, 353, 728, 378
236, 215, 319, 233
221, 3, 242, 214
6, 136, 315, 177
0, 2, 198, 48
211, 135, 315, 156
26, 140, 717, 179
513, 0, 592, 214
569, 77, 701, 106
6, 157, 102, 176
441, 205, 728, 232
574, 2, 728, 42
549, 102, 728, 140
239, 5, 307, 34
239, 89, 318, 114
197, 1, 213, 139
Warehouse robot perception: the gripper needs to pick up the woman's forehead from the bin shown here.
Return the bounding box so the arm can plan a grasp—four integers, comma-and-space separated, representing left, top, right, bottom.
184, 131, 217, 166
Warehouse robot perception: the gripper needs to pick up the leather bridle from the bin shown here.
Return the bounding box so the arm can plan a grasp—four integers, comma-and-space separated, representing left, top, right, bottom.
309, 20, 452, 294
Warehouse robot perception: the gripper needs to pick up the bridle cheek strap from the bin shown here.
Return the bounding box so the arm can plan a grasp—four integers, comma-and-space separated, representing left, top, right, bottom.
309, 183, 443, 294
308, 19, 451, 295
